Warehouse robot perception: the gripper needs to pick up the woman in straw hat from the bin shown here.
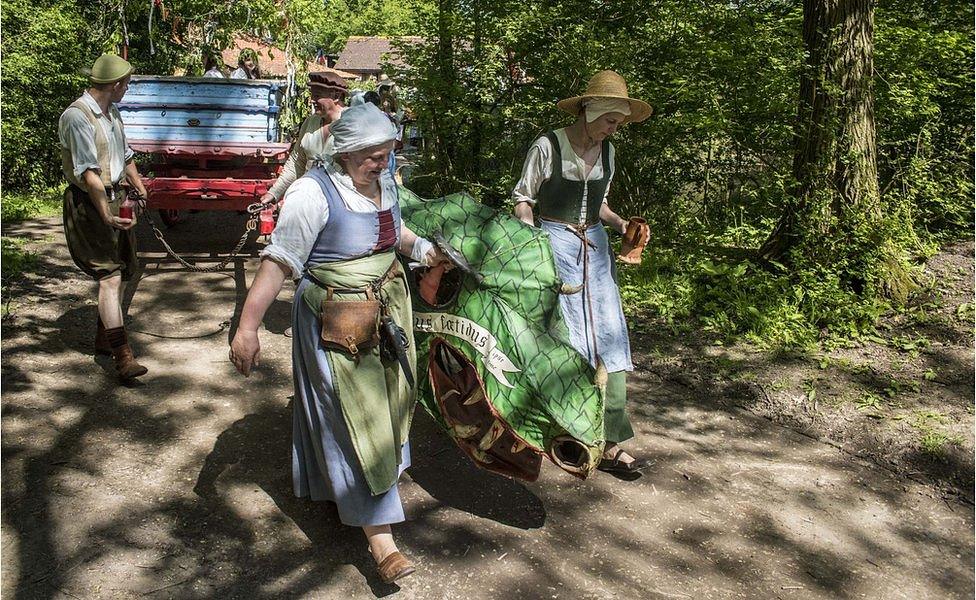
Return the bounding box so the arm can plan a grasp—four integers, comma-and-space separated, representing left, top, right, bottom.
513, 70, 652, 479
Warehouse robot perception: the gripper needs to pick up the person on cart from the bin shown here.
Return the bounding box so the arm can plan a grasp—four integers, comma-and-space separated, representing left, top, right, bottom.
202, 49, 224, 78
229, 48, 261, 79
377, 75, 405, 150
58, 53, 149, 380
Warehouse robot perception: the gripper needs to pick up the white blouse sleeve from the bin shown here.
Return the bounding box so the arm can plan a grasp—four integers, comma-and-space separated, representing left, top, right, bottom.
512, 136, 553, 206
58, 108, 100, 180
260, 178, 330, 279
410, 237, 434, 264
602, 142, 616, 204
267, 118, 313, 201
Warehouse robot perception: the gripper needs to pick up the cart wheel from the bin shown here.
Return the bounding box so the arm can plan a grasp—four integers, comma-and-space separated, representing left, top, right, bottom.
159, 209, 183, 227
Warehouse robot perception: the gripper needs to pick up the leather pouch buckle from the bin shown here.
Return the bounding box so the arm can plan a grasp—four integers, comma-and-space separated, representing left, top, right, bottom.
319, 287, 381, 355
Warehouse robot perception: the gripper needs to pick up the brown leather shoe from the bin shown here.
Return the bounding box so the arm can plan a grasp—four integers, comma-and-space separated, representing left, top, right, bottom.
112, 343, 148, 379
94, 317, 112, 355
377, 551, 415, 584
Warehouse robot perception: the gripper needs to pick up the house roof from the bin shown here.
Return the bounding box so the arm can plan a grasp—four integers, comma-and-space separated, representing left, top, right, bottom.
308, 65, 358, 80
221, 36, 357, 79
334, 36, 422, 73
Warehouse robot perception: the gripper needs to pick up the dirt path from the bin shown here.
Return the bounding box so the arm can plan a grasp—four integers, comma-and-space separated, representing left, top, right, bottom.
2, 214, 973, 599
627, 240, 975, 498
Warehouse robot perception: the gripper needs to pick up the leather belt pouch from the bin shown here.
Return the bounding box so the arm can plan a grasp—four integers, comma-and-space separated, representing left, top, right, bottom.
319, 288, 381, 355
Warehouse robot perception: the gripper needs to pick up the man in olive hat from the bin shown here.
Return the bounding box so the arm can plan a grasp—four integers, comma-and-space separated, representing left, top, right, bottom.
260, 70, 349, 206
59, 53, 149, 380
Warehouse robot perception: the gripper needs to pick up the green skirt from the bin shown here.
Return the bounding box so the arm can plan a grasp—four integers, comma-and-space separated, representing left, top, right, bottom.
301, 251, 417, 496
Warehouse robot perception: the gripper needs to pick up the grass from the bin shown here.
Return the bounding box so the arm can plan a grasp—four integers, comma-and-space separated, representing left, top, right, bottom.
1, 237, 39, 280
1, 188, 62, 222
955, 302, 975, 323
616, 240, 922, 352
1, 188, 60, 318
910, 411, 963, 457
887, 409, 964, 457
1, 237, 41, 319
919, 430, 958, 456
855, 392, 886, 414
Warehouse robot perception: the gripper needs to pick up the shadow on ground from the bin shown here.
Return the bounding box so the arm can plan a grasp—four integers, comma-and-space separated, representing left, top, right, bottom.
2, 216, 973, 599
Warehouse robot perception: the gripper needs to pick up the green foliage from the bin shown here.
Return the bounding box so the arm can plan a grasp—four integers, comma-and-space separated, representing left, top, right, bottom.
292, 0, 433, 54
0, 0, 258, 190
1, 189, 63, 222
1, 0, 95, 189
1, 238, 39, 281
875, 0, 975, 241
399, 0, 972, 345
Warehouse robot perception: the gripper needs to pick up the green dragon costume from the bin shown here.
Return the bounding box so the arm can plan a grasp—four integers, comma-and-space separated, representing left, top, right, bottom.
398, 187, 607, 481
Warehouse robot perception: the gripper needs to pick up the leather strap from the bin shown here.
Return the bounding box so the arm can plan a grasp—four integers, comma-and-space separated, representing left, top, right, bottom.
306, 253, 400, 296
541, 215, 599, 228
68, 183, 123, 203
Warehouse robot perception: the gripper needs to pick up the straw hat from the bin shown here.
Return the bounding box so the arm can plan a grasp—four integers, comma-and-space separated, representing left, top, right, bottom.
556, 70, 652, 123
90, 54, 134, 84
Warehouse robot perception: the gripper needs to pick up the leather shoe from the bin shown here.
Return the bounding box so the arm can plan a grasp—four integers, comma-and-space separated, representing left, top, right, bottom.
597, 449, 650, 479
112, 343, 148, 380
377, 551, 415, 584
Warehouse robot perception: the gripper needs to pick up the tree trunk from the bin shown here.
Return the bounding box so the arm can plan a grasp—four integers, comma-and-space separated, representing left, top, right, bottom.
759, 0, 881, 263
470, 0, 483, 182
433, 0, 456, 187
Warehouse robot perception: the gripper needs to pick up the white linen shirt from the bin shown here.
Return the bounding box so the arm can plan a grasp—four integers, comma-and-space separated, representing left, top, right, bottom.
261, 162, 432, 279
267, 114, 339, 200
512, 128, 615, 224
58, 91, 133, 184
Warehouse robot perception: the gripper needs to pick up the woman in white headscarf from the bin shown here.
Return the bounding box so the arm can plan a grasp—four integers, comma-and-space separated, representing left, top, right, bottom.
513, 70, 652, 480
230, 104, 448, 584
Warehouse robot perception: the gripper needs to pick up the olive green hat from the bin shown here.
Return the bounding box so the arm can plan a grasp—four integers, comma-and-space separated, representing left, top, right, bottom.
90, 54, 134, 84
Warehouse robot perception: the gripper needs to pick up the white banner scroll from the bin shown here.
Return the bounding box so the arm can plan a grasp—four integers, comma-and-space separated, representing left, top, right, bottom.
414, 312, 521, 388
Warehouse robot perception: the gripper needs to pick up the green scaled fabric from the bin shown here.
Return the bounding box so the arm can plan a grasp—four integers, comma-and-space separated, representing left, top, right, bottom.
398, 186, 605, 481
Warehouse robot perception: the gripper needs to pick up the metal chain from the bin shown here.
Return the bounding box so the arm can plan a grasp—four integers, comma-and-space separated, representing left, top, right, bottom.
135, 196, 276, 273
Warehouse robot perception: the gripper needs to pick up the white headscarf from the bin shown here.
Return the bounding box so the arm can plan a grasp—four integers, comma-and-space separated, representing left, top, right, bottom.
583, 97, 632, 123
330, 103, 397, 154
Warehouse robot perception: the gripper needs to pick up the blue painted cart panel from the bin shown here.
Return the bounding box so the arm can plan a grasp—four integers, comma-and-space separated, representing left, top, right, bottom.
118, 76, 284, 144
